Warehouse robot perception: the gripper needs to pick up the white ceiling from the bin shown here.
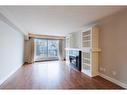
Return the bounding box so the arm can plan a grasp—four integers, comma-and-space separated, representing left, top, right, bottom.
0, 6, 126, 36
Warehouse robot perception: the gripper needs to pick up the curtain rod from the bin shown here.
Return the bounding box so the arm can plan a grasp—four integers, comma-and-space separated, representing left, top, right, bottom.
28, 33, 65, 40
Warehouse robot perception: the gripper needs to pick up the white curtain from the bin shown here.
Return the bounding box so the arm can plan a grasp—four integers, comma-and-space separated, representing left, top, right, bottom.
24, 38, 34, 63
58, 39, 65, 61
30, 38, 35, 63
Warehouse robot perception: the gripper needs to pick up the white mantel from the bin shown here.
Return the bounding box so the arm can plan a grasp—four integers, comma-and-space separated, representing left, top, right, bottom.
65, 48, 82, 51
65, 48, 101, 52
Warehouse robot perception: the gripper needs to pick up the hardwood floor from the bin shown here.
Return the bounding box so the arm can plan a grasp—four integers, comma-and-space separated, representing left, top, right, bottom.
0, 61, 123, 89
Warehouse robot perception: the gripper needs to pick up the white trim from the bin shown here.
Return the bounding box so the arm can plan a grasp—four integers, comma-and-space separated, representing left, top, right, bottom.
65, 48, 82, 51
0, 64, 22, 86
99, 72, 127, 89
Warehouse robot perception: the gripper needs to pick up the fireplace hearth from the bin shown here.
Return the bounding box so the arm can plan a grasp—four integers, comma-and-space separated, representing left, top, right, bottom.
69, 50, 81, 71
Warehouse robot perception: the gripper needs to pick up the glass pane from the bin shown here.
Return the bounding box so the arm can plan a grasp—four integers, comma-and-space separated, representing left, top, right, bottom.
35, 39, 48, 59
34, 39, 59, 61
48, 40, 59, 57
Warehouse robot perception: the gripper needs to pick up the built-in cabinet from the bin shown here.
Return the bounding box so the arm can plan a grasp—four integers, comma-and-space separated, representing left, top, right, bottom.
65, 26, 100, 77
81, 26, 100, 77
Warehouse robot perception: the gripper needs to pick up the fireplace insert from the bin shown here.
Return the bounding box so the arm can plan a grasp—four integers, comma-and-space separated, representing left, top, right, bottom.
69, 50, 81, 71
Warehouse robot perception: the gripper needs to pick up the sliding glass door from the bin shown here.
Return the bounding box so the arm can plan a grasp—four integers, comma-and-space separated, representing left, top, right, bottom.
48, 40, 59, 58
35, 39, 48, 59
34, 39, 59, 61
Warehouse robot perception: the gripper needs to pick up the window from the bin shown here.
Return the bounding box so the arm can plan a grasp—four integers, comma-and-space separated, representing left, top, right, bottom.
34, 39, 59, 61
48, 40, 59, 57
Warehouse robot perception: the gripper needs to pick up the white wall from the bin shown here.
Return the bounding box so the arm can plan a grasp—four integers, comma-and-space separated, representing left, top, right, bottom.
0, 17, 24, 85
71, 32, 81, 48
98, 9, 127, 88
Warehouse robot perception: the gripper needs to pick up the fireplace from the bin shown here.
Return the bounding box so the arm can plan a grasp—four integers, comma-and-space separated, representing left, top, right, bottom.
69, 50, 81, 71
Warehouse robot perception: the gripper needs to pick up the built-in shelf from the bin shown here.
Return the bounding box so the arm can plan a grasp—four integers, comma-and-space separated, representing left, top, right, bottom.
82, 69, 91, 77
65, 26, 100, 77
82, 40, 91, 42
82, 34, 90, 37
82, 63, 91, 66
81, 26, 100, 77
83, 57, 90, 60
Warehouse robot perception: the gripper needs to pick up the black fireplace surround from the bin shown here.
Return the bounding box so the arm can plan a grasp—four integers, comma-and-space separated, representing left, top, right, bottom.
69, 50, 81, 71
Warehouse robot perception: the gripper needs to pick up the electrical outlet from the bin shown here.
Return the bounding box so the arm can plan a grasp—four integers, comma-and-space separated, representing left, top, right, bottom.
112, 71, 116, 76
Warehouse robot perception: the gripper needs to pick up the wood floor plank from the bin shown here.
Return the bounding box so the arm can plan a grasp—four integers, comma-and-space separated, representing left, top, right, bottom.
0, 61, 124, 89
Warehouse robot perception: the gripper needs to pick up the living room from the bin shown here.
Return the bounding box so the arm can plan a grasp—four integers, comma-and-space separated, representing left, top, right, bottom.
0, 4, 127, 94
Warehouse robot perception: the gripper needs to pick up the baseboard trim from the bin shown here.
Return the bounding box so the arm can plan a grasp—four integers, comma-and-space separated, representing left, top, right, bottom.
0, 64, 22, 86
99, 73, 127, 89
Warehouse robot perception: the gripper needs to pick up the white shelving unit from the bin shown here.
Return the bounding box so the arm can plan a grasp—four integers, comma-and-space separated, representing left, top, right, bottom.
81, 26, 100, 77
